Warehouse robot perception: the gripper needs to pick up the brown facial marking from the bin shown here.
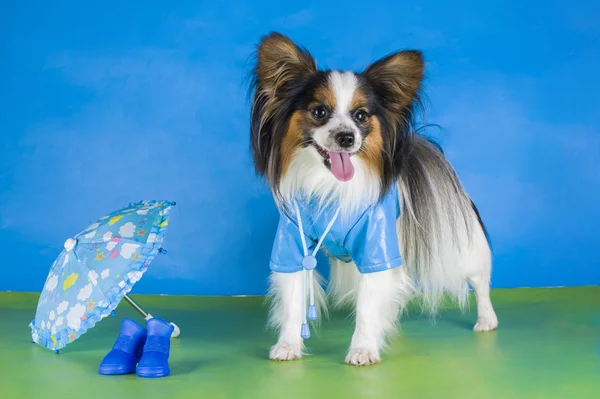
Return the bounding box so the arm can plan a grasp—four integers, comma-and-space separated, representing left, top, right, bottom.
280, 110, 305, 177
312, 85, 337, 110
350, 89, 369, 112
357, 116, 384, 177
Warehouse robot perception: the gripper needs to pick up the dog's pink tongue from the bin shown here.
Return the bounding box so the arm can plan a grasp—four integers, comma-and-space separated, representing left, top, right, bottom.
329, 151, 354, 181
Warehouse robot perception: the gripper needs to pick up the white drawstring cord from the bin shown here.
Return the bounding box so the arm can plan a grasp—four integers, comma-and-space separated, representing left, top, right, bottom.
293, 202, 340, 339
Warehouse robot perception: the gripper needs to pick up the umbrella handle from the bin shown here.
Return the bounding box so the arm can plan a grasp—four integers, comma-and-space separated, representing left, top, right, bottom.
170, 322, 181, 338
143, 314, 180, 338
124, 294, 180, 338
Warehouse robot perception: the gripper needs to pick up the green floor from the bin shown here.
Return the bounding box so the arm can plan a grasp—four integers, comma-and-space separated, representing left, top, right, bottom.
1, 287, 599, 399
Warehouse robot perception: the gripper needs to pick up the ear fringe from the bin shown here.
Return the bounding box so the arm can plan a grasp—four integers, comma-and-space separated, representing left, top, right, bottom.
363, 50, 425, 112
248, 32, 317, 187
361, 50, 426, 193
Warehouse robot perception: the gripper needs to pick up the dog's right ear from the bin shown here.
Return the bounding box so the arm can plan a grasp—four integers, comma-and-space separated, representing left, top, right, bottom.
249, 33, 316, 180
254, 32, 317, 95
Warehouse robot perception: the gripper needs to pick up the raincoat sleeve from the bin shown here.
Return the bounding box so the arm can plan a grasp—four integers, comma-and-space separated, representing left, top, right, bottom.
269, 209, 315, 273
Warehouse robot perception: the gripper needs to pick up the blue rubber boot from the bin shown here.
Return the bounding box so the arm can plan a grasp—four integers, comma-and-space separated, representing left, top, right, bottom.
136, 318, 174, 378
99, 318, 147, 375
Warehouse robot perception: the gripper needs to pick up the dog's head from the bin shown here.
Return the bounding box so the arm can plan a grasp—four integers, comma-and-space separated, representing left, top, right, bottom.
249, 32, 424, 208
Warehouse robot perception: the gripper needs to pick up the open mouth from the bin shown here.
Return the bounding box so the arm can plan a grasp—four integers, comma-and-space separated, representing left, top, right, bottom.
313, 143, 355, 182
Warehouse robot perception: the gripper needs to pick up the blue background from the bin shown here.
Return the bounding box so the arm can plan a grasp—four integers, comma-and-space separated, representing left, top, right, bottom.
1, 0, 599, 295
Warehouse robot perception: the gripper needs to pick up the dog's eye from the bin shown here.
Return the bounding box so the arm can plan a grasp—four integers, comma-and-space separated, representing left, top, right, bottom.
311, 106, 328, 120
354, 110, 368, 123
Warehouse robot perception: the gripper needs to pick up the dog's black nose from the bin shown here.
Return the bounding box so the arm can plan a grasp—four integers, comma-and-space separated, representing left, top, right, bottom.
335, 132, 355, 148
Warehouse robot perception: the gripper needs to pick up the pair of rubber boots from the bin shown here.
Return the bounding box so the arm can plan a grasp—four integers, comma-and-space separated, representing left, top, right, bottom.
99, 317, 174, 378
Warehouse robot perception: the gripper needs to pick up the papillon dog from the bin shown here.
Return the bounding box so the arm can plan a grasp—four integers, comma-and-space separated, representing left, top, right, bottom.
248, 32, 498, 366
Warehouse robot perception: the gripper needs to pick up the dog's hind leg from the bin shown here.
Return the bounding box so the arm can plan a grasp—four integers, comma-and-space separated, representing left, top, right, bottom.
469, 273, 498, 332
465, 221, 498, 332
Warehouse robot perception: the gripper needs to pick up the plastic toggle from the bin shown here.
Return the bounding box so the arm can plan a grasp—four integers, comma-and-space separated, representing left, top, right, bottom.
307, 305, 317, 321
301, 323, 311, 339
64, 238, 77, 252
302, 255, 317, 270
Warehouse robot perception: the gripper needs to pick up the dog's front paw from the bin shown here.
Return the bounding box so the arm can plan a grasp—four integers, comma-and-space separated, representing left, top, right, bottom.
269, 342, 302, 361
474, 316, 498, 332
345, 348, 380, 366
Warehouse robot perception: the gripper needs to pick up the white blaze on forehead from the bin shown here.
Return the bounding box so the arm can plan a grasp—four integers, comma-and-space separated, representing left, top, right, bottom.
312, 71, 363, 150
329, 71, 358, 115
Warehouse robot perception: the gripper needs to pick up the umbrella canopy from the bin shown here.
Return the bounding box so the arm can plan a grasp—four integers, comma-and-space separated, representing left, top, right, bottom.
30, 200, 175, 352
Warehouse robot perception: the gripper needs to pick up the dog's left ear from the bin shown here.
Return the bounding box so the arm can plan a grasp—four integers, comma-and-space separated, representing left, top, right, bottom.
362, 51, 425, 178
362, 50, 424, 113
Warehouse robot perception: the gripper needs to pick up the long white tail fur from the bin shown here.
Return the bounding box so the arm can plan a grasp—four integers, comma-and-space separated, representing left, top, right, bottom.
396, 135, 492, 314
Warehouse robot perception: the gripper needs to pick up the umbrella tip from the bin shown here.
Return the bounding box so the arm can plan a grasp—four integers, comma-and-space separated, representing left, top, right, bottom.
64, 238, 77, 252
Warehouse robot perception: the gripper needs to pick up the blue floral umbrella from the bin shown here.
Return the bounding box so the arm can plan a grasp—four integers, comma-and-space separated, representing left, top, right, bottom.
29, 200, 180, 353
